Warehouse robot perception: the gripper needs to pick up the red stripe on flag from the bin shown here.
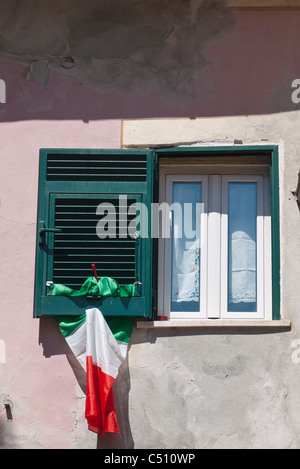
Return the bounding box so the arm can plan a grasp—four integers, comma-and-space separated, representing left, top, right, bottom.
85, 355, 120, 435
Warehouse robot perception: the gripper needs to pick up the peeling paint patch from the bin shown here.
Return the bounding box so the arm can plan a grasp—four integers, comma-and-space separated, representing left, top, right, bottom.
24, 60, 49, 87
0, 0, 234, 96
202, 354, 248, 379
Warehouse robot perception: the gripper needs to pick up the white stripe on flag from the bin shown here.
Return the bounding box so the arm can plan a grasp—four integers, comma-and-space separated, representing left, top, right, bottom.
85, 308, 127, 379
65, 321, 87, 371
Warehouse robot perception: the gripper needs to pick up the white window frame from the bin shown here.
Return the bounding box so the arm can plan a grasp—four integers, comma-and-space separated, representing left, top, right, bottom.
158, 163, 272, 321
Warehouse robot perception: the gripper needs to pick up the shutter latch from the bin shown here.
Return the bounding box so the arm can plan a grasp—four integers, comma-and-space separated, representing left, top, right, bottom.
39, 222, 62, 245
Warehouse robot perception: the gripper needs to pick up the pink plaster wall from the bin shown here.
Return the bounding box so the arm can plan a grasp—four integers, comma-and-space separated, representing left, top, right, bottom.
0, 114, 121, 448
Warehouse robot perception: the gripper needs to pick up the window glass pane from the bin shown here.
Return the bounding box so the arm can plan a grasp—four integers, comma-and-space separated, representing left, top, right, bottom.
171, 182, 201, 312
228, 182, 257, 312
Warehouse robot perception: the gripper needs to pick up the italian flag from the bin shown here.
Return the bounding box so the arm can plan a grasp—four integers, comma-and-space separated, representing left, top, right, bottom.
56, 308, 134, 435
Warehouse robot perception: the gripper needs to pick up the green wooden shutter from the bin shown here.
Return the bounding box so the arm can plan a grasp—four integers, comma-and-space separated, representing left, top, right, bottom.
34, 149, 155, 318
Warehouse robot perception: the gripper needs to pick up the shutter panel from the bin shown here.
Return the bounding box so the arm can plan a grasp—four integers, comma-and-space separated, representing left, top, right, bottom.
50, 195, 139, 289
34, 149, 155, 318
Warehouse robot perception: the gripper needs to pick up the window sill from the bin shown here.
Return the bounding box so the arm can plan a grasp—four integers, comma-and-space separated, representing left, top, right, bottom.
136, 319, 291, 329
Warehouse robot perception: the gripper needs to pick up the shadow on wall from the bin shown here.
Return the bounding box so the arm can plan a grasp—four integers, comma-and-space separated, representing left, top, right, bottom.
0, 420, 14, 450
96, 356, 134, 450
0, 0, 299, 120
38, 316, 291, 449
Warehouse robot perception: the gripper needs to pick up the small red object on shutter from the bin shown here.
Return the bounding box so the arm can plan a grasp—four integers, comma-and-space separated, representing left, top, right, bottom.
91, 263, 99, 282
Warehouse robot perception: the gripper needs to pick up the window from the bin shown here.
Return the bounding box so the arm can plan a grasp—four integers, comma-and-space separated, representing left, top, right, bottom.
158, 169, 271, 320
156, 146, 280, 322
34, 146, 281, 322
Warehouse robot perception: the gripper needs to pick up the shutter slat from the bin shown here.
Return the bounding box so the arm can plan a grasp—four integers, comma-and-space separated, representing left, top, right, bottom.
47, 152, 148, 181
48, 167, 146, 171
52, 195, 137, 288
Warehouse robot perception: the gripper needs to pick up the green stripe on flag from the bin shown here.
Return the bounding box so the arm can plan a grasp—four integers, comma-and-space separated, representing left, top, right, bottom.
53, 277, 136, 342
106, 317, 135, 344
56, 315, 86, 337
56, 314, 134, 343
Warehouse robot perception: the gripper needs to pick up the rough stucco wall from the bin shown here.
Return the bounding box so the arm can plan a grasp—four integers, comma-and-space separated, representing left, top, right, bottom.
122, 113, 300, 448
0, 0, 300, 449
128, 329, 293, 448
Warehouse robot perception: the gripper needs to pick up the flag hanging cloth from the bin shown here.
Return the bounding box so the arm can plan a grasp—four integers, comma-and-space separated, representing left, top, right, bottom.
49, 276, 139, 298
56, 308, 134, 435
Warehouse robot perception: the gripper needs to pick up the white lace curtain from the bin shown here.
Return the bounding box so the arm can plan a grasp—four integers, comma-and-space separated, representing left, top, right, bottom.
171, 182, 201, 312
170, 180, 257, 313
